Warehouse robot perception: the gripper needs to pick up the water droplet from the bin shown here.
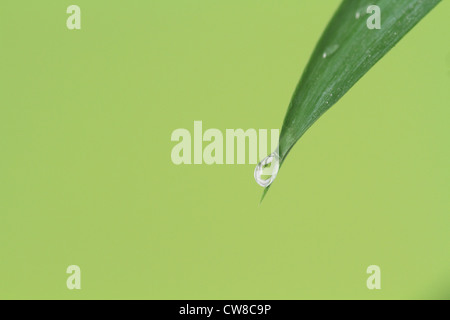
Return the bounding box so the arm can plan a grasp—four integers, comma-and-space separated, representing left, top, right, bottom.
254, 152, 280, 188
355, 6, 368, 20
322, 44, 339, 59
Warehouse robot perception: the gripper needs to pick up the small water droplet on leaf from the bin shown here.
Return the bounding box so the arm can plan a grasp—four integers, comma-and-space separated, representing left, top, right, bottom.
322, 44, 339, 59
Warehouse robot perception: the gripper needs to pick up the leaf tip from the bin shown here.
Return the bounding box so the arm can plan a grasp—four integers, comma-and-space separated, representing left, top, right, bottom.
259, 186, 270, 204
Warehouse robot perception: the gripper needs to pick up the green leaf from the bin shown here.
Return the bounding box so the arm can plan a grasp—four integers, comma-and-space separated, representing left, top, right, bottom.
261, 0, 441, 201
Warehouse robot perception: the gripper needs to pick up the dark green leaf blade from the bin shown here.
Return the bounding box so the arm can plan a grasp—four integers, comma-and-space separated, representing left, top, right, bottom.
262, 0, 441, 201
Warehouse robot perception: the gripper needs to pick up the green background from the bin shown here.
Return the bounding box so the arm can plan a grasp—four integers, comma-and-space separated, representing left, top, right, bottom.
1, 0, 449, 299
